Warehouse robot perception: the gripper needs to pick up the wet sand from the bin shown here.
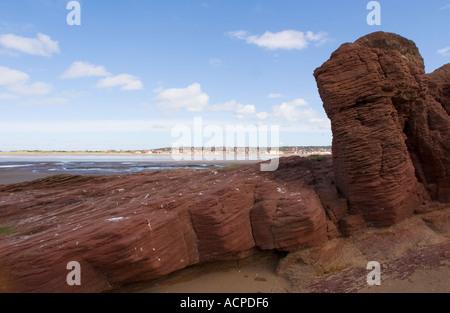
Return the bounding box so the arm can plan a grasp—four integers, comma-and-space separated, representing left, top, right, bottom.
120, 253, 449, 294
119, 252, 291, 294
0, 168, 54, 185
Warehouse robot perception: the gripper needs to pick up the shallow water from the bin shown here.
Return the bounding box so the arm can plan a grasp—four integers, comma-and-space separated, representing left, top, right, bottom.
0, 154, 263, 176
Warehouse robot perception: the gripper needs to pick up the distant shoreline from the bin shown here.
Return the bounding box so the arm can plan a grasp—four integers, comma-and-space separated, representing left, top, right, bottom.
0, 146, 332, 156
0, 151, 145, 156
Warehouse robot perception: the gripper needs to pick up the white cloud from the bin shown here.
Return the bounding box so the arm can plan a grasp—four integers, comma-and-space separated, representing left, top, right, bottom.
0, 66, 28, 86
0, 93, 20, 100
0, 48, 19, 57
209, 100, 236, 112
209, 100, 256, 118
228, 30, 249, 40
62, 61, 111, 79
268, 93, 283, 99
0, 66, 52, 96
305, 31, 329, 45
154, 83, 209, 112
437, 47, 450, 57
96, 74, 143, 91
62, 61, 142, 92
235, 103, 256, 118
209, 58, 222, 67
8, 82, 52, 96
256, 98, 330, 131
273, 98, 309, 121
228, 30, 329, 50
0, 33, 59, 57
256, 112, 270, 120
20, 97, 69, 106
439, 4, 450, 10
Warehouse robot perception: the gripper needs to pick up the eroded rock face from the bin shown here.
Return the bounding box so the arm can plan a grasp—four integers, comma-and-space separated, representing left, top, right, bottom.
428, 64, 450, 115
314, 31, 450, 227
0, 157, 327, 293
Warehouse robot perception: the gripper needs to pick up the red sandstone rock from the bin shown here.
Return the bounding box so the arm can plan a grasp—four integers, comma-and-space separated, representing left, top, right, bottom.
314, 31, 450, 226
0, 157, 327, 293
326, 220, 340, 239
339, 215, 366, 237
428, 64, 450, 115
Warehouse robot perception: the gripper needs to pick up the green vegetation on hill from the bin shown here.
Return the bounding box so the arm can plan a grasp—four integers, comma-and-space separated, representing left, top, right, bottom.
307, 155, 329, 162
0, 227, 14, 236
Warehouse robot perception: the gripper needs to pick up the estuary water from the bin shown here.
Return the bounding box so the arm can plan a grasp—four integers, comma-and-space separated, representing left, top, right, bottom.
0, 154, 264, 176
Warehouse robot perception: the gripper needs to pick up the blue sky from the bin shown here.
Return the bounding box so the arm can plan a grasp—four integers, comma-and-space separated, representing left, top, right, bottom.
0, 0, 449, 151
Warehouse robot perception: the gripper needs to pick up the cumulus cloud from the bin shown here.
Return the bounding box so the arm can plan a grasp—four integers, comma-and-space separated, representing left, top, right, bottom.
62, 61, 111, 79
234, 103, 256, 118
0, 66, 52, 96
273, 98, 309, 121
255, 98, 330, 131
268, 93, 283, 99
154, 83, 210, 112
63, 62, 143, 91
209, 100, 236, 112
228, 30, 329, 50
96, 74, 143, 91
209, 100, 256, 118
0, 33, 60, 57
256, 112, 270, 120
437, 47, 450, 57
0, 93, 20, 100
7, 81, 52, 96
273, 99, 330, 130
0, 66, 28, 86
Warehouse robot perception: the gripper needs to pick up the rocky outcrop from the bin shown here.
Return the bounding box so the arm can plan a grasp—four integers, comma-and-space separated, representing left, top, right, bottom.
0, 157, 327, 293
314, 31, 450, 227
428, 64, 450, 115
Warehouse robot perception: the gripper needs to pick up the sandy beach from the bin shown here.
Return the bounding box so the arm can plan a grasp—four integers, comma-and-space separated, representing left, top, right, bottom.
118, 250, 449, 294
119, 251, 291, 294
